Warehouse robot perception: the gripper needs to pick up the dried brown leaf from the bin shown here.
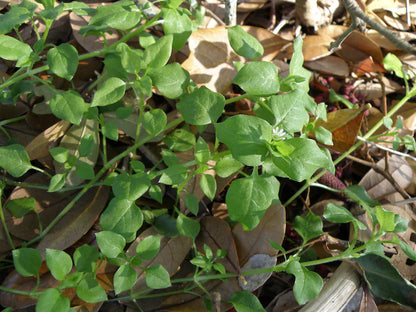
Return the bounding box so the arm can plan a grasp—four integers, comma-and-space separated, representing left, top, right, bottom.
302, 35, 333, 61
4, 173, 77, 241
232, 204, 285, 265
36, 185, 110, 257
304, 55, 349, 76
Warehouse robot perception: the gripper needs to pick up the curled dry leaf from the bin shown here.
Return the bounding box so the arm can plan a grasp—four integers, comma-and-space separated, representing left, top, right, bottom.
25, 120, 71, 161
54, 118, 100, 186
181, 26, 292, 94
36, 185, 110, 257
354, 76, 401, 101
4, 173, 77, 241
232, 204, 285, 264
311, 105, 368, 153
359, 155, 413, 200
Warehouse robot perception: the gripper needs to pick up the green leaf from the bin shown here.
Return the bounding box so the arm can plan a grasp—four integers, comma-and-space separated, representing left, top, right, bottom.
148, 63, 189, 99
185, 193, 199, 215
314, 126, 333, 145
216, 115, 272, 166
162, 8, 192, 51
100, 198, 144, 242
76, 277, 107, 303
73, 245, 100, 272
144, 34, 173, 69
0, 144, 32, 177
324, 203, 366, 230
286, 260, 323, 305
50, 90, 88, 125
91, 77, 126, 107
164, 128, 196, 151
49, 147, 70, 163
383, 53, 408, 79
101, 122, 119, 141
149, 185, 163, 203
376, 206, 396, 232
75, 161, 95, 180
392, 235, 416, 261
47, 43, 78, 80
271, 138, 330, 182
36, 288, 70, 312
214, 154, 243, 178
136, 235, 162, 260
269, 89, 314, 133
145, 264, 172, 289
194, 137, 211, 164
177, 213, 200, 240
227, 25, 264, 60
162, 149, 179, 166
159, 164, 187, 185
229, 290, 266, 312
48, 173, 66, 192
293, 211, 323, 243
226, 174, 279, 230
177, 86, 225, 125
96, 231, 126, 258
133, 75, 152, 96
116, 43, 142, 74
0, 6, 32, 35
354, 254, 416, 309
6, 197, 36, 218
112, 172, 150, 201
233, 61, 279, 96
143, 109, 167, 136
200, 174, 216, 201
12, 248, 42, 277
78, 134, 94, 157
154, 214, 179, 237
45, 249, 73, 281
114, 265, 137, 294
342, 185, 379, 207
288, 36, 311, 92
0, 35, 32, 67
88, 0, 141, 30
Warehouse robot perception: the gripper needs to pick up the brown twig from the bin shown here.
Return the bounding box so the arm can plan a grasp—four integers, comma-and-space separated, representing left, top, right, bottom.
331, 0, 416, 55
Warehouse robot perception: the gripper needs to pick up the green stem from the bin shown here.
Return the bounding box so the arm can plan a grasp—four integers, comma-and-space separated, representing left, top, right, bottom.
0, 193, 15, 250
26, 117, 184, 245
0, 116, 26, 127
225, 94, 251, 105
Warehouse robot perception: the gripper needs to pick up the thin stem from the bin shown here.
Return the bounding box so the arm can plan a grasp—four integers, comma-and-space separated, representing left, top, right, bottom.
0, 193, 15, 250
0, 116, 26, 127
26, 117, 184, 245
225, 94, 251, 105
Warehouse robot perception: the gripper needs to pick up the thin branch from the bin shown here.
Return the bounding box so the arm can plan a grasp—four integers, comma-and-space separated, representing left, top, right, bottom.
333, 0, 416, 55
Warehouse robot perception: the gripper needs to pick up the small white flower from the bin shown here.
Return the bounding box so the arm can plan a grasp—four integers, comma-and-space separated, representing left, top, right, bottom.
272, 126, 287, 141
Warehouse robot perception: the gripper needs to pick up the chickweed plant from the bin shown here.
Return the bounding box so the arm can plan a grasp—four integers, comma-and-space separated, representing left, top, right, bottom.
1, 0, 416, 310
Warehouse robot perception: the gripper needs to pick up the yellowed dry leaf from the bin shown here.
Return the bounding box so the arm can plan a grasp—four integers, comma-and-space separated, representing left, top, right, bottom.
304, 55, 349, 76
25, 120, 71, 161
336, 31, 384, 63
36, 185, 110, 257
182, 26, 292, 94
232, 204, 285, 265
